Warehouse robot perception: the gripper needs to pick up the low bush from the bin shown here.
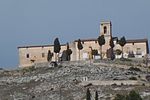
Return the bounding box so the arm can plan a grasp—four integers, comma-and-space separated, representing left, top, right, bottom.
145, 75, 150, 82
21, 66, 36, 73
120, 58, 132, 62
114, 90, 142, 100
128, 67, 141, 72
129, 77, 137, 80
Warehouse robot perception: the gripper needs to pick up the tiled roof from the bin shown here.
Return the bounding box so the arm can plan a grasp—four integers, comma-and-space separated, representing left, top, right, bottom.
75, 38, 148, 43
18, 38, 148, 49
18, 44, 66, 49
74, 38, 97, 42
126, 38, 148, 43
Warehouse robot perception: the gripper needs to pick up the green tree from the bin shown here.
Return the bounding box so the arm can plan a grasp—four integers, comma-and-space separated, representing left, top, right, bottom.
54, 38, 61, 62
114, 90, 142, 100
109, 37, 115, 48
66, 42, 72, 61
127, 90, 142, 100
98, 35, 105, 59
86, 88, 91, 100
95, 91, 98, 100
118, 36, 126, 58
114, 94, 126, 100
109, 37, 115, 60
77, 39, 83, 60
47, 50, 53, 62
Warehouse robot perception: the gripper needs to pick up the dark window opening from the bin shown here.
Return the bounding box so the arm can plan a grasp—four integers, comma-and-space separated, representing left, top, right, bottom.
132, 43, 134, 45
136, 48, 142, 55
26, 54, 29, 58
104, 26, 107, 34
42, 53, 45, 57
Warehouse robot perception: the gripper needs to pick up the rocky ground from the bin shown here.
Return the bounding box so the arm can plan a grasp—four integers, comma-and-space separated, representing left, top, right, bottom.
0, 59, 150, 100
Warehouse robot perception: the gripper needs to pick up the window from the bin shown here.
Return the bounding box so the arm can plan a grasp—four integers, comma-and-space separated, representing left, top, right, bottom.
136, 48, 142, 55
127, 47, 130, 53
26, 54, 29, 58
95, 41, 97, 44
104, 26, 107, 34
42, 53, 45, 58
132, 43, 134, 45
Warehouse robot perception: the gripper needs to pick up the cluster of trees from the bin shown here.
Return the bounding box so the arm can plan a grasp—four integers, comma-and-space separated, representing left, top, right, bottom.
86, 89, 142, 100
47, 38, 73, 62
47, 35, 127, 62
78, 35, 126, 60
114, 90, 142, 100
61, 43, 72, 61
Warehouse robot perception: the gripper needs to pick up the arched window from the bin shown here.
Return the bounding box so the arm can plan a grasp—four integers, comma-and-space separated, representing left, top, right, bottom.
104, 26, 107, 34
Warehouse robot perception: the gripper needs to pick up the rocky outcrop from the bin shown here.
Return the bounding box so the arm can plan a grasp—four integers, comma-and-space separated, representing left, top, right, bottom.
0, 60, 150, 100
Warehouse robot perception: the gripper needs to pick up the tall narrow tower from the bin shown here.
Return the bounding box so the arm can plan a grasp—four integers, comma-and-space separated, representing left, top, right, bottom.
100, 21, 112, 44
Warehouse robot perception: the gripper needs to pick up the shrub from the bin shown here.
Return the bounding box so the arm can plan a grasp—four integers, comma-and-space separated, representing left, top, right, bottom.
128, 90, 142, 100
129, 77, 137, 80
138, 75, 141, 78
128, 67, 141, 72
114, 90, 142, 100
114, 94, 126, 100
145, 75, 150, 82
22, 66, 36, 73
142, 83, 145, 86
111, 83, 117, 86
121, 83, 124, 86
120, 58, 132, 61
115, 49, 122, 55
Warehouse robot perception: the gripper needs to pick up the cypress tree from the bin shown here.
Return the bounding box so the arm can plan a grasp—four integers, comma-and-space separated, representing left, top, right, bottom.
95, 91, 98, 100
118, 36, 126, 58
86, 88, 91, 100
54, 38, 61, 62
77, 39, 83, 60
66, 42, 72, 61
109, 37, 115, 60
109, 37, 114, 48
47, 50, 53, 62
97, 35, 105, 59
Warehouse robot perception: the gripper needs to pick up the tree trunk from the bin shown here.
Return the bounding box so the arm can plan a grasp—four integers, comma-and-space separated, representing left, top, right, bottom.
122, 46, 123, 58
100, 46, 102, 60
110, 48, 114, 60
55, 53, 57, 62
57, 53, 59, 62
79, 50, 80, 61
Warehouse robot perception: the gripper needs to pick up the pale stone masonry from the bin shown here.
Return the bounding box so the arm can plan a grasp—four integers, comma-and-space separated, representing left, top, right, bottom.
18, 21, 149, 67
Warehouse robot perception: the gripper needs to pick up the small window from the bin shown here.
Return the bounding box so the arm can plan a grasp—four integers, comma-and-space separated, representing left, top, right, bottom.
95, 41, 97, 44
42, 53, 45, 57
104, 26, 107, 34
132, 43, 134, 45
136, 48, 142, 55
82, 41, 84, 44
26, 54, 29, 58
137, 48, 141, 50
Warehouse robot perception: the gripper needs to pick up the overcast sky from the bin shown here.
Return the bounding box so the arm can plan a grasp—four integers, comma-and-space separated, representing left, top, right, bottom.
0, 0, 150, 69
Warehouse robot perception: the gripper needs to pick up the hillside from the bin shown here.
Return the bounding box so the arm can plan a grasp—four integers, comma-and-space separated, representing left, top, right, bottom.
0, 60, 150, 100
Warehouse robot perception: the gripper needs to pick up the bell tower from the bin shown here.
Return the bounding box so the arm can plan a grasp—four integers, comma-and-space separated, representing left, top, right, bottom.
100, 21, 112, 44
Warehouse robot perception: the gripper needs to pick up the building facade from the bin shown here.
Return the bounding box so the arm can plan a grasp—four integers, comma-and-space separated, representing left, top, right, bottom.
18, 21, 149, 67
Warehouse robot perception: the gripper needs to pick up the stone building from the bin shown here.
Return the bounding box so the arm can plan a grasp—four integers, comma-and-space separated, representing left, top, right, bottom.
18, 21, 149, 67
